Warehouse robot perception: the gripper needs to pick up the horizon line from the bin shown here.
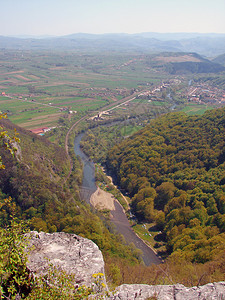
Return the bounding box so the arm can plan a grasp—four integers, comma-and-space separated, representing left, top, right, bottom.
2, 31, 225, 39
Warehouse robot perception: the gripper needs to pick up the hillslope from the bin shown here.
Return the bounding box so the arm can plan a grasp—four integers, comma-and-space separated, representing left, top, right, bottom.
0, 118, 141, 265
107, 107, 225, 267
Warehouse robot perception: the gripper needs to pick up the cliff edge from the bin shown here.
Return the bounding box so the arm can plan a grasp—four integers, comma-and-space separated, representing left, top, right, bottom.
26, 231, 106, 288
26, 232, 225, 299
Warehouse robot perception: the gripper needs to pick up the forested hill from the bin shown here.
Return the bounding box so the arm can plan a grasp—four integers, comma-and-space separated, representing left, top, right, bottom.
107, 107, 225, 263
0, 118, 141, 264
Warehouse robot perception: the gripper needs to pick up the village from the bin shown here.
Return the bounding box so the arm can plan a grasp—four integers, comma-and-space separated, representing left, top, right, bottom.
1, 77, 225, 135
186, 82, 225, 104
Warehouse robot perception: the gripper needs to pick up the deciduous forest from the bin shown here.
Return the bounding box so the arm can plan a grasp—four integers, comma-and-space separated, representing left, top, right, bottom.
106, 107, 225, 266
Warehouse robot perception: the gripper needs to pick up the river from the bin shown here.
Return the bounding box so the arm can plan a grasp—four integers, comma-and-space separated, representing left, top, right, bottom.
74, 133, 161, 266
74, 133, 97, 201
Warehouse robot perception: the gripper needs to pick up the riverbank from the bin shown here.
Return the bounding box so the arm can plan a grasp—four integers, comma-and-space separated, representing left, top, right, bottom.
91, 166, 163, 257
91, 185, 161, 259
74, 131, 161, 266
90, 187, 115, 210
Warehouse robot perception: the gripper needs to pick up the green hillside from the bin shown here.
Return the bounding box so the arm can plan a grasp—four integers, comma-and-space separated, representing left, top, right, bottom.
150, 52, 225, 74
107, 107, 225, 264
212, 53, 225, 66
0, 118, 140, 264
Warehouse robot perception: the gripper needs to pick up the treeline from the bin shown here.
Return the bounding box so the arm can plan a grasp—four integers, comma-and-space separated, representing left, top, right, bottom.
0, 118, 141, 265
107, 107, 225, 265
166, 61, 225, 74
80, 125, 124, 163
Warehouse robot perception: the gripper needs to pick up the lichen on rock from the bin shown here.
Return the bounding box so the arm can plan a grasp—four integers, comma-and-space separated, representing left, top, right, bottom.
26, 231, 107, 289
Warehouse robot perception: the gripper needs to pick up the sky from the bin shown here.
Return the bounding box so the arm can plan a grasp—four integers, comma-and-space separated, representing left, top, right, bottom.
1, 0, 225, 37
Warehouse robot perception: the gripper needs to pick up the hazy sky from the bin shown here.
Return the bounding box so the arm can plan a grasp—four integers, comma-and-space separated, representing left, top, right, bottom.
1, 0, 225, 36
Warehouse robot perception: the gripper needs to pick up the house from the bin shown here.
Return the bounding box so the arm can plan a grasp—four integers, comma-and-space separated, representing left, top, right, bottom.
30, 127, 49, 135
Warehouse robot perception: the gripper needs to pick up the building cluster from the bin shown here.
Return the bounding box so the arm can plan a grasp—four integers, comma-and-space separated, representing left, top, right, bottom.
137, 80, 177, 99
187, 83, 225, 104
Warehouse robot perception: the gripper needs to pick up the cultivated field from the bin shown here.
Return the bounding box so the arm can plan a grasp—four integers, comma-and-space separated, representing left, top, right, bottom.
0, 50, 223, 129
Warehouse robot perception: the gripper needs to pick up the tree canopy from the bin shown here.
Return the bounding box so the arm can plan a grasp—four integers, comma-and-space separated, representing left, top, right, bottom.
107, 107, 225, 263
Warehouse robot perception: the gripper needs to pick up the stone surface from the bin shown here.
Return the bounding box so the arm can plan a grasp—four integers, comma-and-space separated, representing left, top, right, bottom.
109, 282, 225, 299
26, 232, 225, 299
26, 231, 106, 288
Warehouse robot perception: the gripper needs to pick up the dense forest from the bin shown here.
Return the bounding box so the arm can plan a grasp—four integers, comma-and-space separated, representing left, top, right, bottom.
107, 107, 225, 264
166, 61, 225, 74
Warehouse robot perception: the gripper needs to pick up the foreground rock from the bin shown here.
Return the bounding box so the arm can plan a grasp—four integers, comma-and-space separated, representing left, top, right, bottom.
26, 231, 106, 288
26, 232, 225, 299
109, 282, 225, 299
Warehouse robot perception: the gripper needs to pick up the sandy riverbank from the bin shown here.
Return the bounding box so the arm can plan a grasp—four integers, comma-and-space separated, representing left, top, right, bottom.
101, 166, 129, 207
90, 187, 116, 210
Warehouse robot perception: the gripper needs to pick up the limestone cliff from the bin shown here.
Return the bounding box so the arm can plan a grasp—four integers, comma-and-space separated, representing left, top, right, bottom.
26, 232, 225, 299
109, 282, 225, 299
26, 231, 106, 288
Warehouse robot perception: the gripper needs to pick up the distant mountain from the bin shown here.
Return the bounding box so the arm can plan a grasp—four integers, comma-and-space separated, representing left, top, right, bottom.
150, 52, 225, 74
212, 53, 225, 66
8, 34, 57, 39
136, 32, 225, 41
0, 32, 225, 57
180, 37, 225, 58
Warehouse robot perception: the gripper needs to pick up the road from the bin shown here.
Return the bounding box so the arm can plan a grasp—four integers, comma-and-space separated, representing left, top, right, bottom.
64, 87, 150, 183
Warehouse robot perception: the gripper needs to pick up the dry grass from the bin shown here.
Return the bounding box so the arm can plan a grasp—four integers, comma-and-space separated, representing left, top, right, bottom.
20, 113, 63, 128
153, 55, 202, 63
14, 75, 30, 81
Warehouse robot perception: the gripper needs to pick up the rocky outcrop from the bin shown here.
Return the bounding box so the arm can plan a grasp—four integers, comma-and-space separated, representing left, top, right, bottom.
26, 232, 225, 299
109, 282, 225, 299
26, 231, 106, 288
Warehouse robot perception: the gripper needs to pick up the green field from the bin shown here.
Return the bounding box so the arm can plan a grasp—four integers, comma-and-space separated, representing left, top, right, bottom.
120, 124, 143, 136
0, 51, 167, 128
0, 50, 224, 129
181, 103, 214, 115
132, 223, 166, 255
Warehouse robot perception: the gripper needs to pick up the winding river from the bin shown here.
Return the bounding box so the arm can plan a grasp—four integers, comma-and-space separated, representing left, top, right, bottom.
74, 133, 161, 266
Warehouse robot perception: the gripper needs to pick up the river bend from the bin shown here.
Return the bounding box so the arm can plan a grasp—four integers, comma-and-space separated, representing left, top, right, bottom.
74, 133, 161, 266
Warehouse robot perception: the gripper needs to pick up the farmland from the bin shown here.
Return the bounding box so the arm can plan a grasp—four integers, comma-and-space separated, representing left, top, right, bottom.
0, 50, 224, 130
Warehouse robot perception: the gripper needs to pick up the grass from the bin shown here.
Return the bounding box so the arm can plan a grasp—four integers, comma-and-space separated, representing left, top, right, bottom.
132, 223, 155, 245
120, 125, 143, 136
181, 104, 214, 115
132, 223, 166, 255
0, 99, 39, 112
1, 86, 29, 94
0, 96, 63, 127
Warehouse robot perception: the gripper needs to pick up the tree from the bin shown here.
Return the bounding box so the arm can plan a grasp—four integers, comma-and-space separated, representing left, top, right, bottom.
0, 119, 106, 299
155, 182, 176, 209
0, 113, 19, 170
0, 114, 30, 298
0, 198, 31, 299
